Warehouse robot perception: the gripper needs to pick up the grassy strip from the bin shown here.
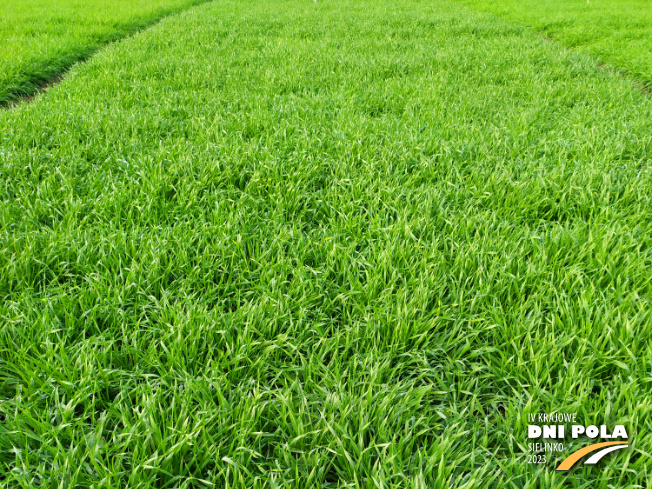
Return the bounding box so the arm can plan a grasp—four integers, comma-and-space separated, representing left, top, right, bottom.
1, 0, 652, 486
0, 0, 211, 106
458, 0, 652, 89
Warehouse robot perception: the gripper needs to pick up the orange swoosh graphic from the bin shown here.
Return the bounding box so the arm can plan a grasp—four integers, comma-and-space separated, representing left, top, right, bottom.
556, 441, 628, 471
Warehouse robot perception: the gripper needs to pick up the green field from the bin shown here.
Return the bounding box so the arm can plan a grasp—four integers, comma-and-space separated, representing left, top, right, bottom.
0, 0, 208, 105
1, 0, 651, 487
461, 0, 652, 88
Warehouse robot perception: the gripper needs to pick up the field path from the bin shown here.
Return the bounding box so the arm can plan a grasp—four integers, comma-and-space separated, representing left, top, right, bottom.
0, 0, 213, 106
459, 0, 652, 90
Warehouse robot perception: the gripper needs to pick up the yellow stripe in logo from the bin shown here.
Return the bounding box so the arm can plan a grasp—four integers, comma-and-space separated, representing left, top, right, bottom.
556, 441, 628, 471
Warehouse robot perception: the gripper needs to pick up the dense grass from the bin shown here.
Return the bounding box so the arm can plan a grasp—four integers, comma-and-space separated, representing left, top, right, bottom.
1, 0, 652, 487
0, 0, 209, 105
460, 0, 652, 88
